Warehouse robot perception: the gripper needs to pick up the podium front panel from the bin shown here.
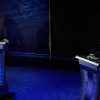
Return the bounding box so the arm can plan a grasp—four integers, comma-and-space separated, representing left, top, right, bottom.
0, 44, 5, 88
75, 55, 100, 100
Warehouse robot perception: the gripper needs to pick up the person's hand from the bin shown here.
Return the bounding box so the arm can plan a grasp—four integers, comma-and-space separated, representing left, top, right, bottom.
3, 39, 9, 43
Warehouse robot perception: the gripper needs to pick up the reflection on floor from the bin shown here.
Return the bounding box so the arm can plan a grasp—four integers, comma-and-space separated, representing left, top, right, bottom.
4, 66, 81, 100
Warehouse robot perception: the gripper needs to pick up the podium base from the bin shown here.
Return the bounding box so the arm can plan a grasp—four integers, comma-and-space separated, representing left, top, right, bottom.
0, 92, 14, 100
0, 83, 14, 100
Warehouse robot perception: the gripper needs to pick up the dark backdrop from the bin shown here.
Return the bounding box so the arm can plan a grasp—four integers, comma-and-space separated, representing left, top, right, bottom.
50, 0, 100, 57
0, 0, 100, 70
0, 0, 49, 54
1, 0, 100, 58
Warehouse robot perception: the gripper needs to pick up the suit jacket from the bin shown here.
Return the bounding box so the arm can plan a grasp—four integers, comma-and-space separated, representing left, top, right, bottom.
94, 52, 100, 57
0, 17, 7, 41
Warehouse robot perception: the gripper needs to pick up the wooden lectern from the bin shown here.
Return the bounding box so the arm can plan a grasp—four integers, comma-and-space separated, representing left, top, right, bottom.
75, 55, 100, 100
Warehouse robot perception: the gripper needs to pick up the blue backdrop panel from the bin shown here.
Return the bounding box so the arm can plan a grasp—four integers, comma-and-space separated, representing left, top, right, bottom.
0, 0, 49, 54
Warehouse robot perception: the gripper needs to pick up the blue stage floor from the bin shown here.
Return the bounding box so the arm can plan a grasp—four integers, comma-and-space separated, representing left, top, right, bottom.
5, 66, 81, 100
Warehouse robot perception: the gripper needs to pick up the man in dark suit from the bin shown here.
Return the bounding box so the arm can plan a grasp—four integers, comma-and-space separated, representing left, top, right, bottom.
0, 17, 9, 43
89, 42, 100, 57
89, 52, 100, 58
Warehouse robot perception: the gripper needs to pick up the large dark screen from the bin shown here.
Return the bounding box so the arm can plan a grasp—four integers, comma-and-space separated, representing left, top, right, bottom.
51, 0, 100, 57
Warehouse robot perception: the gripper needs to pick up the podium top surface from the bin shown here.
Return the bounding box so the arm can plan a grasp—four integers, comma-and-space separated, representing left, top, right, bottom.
75, 55, 100, 66
0, 42, 6, 45
0, 42, 6, 49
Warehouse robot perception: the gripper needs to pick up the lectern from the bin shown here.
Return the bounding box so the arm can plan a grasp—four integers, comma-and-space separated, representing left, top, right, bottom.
0, 42, 6, 90
0, 42, 14, 99
75, 55, 100, 100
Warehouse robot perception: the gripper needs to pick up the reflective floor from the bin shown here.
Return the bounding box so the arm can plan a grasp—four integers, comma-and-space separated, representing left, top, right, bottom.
4, 66, 81, 100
